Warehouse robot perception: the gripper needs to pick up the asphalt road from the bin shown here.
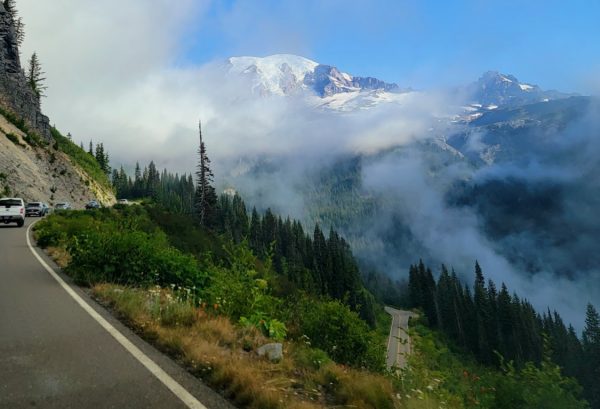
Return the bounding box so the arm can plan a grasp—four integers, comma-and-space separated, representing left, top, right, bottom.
385, 307, 417, 370
0, 218, 234, 409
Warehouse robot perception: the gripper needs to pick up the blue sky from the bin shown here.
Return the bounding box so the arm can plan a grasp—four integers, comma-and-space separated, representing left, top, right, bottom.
184, 0, 600, 93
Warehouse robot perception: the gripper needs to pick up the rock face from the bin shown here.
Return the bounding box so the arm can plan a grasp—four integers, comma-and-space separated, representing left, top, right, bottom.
257, 343, 283, 362
304, 64, 401, 97
0, 4, 50, 140
0, 5, 114, 206
228, 54, 405, 98
467, 71, 574, 108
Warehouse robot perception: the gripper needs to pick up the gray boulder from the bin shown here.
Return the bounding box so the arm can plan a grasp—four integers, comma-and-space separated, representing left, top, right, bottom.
257, 343, 283, 362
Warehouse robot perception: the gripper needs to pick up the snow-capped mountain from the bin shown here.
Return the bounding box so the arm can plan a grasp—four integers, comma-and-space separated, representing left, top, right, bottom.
228, 55, 319, 96
227, 55, 576, 115
227, 54, 408, 110
467, 71, 573, 108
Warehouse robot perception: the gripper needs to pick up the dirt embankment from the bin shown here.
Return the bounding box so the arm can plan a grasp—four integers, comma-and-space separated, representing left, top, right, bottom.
0, 114, 115, 207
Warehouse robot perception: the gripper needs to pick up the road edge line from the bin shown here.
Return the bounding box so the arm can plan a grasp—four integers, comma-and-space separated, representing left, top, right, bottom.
26, 221, 208, 409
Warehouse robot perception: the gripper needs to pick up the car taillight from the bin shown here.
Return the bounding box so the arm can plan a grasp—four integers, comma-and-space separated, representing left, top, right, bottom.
20, 207, 24, 214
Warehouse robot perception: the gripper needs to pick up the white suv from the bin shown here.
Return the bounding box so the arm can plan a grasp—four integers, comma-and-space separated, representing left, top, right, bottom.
0, 197, 25, 227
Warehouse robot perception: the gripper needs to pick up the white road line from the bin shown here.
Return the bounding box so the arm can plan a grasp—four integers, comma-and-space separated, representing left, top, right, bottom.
26, 221, 208, 409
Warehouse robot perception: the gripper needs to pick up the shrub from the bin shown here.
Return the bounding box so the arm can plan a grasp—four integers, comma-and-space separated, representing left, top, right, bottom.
5, 132, 24, 147
239, 314, 287, 341
50, 127, 111, 189
35, 209, 209, 292
23, 132, 45, 147
202, 241, 281, 321
293, 346, 331, 370
295, 299, 385, 371
67, 228, 205, 289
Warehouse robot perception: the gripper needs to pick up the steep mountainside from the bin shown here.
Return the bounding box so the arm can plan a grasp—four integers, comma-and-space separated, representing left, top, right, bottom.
0, 4, 49, 139
0, 115, 114, 206
466, 71, 575, 108
220, 56, 598, 327
0, 3, 114, 206
227, 54, 410, 111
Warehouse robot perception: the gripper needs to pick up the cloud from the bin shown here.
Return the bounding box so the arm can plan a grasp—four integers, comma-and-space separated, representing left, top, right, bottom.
18, 0, 207, 168
16, 0, 597, 330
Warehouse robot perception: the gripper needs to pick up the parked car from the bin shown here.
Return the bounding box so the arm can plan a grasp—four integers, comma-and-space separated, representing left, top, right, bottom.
55, 202, 72, 210
25, 202, 48, 217
117, 199, 129, 205
0, 197, 25, 227
85, 200, 101, 210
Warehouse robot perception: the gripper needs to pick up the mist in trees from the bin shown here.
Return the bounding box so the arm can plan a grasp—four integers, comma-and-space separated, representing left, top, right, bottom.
408, 260, 599, 408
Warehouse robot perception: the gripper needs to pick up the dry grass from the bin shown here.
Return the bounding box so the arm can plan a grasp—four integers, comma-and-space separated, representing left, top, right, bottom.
46, 246, 71, 268
92, 284, 400, 409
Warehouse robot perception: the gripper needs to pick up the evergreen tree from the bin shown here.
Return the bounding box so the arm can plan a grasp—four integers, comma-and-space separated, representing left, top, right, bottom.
26, 52, 46, 99
582, 303, 600, 408
249, 207, 262, 255
133, 162, 142, 197
473, 261, 491, 363
4, 0, 24, 47
193, 121, 217, 227
94, 143, 111, 176
147, 161, 160, 200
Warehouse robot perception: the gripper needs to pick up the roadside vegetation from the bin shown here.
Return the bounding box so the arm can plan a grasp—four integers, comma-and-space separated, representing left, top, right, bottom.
34, 205, 590, 408
401, 319, 588, 409
34, 206, 394, 408
0, 105, 47, 148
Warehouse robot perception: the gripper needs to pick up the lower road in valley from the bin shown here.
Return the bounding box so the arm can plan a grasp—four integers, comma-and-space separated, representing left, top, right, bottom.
0, 218, 233, 409
385, 306, 417, 370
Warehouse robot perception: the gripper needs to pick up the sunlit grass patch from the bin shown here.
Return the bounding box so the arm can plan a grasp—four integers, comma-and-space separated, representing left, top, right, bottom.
92, 284, 398, 409
46, 246, 71, 268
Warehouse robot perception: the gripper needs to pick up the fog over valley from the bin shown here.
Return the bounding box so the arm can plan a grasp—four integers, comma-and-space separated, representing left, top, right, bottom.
17, 0, 599, 331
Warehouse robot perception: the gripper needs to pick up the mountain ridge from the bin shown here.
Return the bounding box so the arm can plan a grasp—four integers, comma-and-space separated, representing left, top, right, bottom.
226, 54, 577, 112
227, 54, 405, 99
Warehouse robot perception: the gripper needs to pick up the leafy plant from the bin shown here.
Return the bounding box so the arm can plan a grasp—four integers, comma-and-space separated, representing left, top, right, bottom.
239, 314, 287, 341
294, 299, 385, 371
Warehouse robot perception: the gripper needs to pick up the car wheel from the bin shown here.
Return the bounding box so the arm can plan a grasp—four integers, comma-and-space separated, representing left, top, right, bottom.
17, 219, 24, 227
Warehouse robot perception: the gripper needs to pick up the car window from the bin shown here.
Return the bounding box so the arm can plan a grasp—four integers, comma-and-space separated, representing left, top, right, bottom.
27, 202, 41, 206
0, 199, 22, 206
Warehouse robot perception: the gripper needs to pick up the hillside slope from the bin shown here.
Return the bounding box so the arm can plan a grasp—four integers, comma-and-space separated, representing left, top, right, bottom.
0, 114, 114, 206
0, 3, 114, 206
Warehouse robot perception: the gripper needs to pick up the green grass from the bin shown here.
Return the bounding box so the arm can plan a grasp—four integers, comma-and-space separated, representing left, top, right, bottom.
50, 127, 111, 189
0, 106, 47, 147
5, 132, 25, 147
395, 319, 589, 409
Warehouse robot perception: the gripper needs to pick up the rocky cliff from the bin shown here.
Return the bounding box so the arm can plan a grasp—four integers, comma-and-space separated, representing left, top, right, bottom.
0, 3, 115, 207
0, 3, 50, 140
0, 114, 115, 207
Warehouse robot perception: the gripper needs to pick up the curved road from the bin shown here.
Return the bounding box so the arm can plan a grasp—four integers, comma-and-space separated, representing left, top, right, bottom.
0, 218, 233, 409
385, 307, 417, 370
